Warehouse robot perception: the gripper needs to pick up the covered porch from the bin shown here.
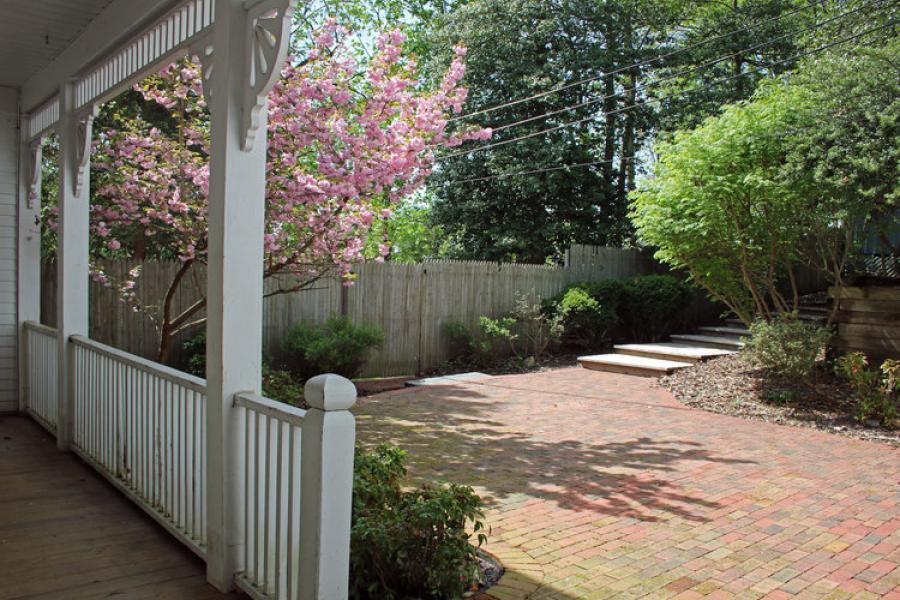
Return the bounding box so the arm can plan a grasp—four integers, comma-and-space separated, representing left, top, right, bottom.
0, 416, 231, 599
1, 1, 356, 598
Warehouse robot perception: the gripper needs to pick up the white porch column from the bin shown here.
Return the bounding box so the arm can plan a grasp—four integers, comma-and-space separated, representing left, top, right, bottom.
16, 129, 42, 413
204, 0, 292, 590
55, 82, 93, 450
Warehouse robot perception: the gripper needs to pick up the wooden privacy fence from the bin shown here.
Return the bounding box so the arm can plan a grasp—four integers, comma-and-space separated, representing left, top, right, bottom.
42, 245, 661, 377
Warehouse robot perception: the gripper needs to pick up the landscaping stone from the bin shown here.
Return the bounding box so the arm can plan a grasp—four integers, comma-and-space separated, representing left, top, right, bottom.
407, 372, 493, 386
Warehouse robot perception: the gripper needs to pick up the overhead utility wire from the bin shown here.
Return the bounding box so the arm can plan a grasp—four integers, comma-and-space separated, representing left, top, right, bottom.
448, 0, 836, 123
436, 18, 896, 162
486, 0, 880, 135
440, 155, 636, 186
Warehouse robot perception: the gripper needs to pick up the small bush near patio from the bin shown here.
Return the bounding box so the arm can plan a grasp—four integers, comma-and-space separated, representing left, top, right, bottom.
283, 316, 384, 380
620, 275, 693, 341
835, 353, 899, 426
744, 315, 832, 379
350, 444, 487, 600
551, 279, 624, 349
182, 330, 207, 377
261, 364, 305, 407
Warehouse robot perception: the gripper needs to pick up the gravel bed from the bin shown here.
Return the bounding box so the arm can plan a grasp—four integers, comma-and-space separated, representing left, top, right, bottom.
660, 353, 899, 446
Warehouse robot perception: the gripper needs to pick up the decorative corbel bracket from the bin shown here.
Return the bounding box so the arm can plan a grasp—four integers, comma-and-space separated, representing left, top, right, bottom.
191, 39, 215, 111
241, 0, 294, 151
73, 104, 98, 197
26, 138, 44, 209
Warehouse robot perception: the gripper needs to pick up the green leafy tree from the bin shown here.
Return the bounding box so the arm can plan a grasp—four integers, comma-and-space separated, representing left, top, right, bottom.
427, 0, 680, 262
631, 41, 899, 323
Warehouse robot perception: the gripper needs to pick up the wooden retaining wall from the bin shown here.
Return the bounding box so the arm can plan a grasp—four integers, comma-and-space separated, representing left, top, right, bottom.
830, 285, 900, 362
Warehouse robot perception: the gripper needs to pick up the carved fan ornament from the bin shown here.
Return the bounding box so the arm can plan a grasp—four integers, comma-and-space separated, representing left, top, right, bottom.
242, 0, 294, 151
73, 105, 98, 197
190, 1, 293, 152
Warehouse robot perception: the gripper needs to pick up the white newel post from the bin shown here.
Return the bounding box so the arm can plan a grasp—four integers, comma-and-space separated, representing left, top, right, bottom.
299, 375, 357, 600
203, 0, 293, 590
55, 82, 93, 450
17, 130, 43, 413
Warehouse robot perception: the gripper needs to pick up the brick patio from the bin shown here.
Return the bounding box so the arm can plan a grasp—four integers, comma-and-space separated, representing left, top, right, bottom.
354, 367, 900, 599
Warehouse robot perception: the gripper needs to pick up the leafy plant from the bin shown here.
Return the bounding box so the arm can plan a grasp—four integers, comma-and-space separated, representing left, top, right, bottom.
444, 320, 475, 362
182, 330, 206, 377
620, 275, 693, 341
182, 332, 305, 406
744, 315, 831, 379
835, 353, 899, 426
552, 280, 623, 350
350, 444, 486, 600
760, 388, 800, 406
283, 316, 384, 380
262, 364, 304, 407
507, 292, 563, 361
473, 315, 517, 366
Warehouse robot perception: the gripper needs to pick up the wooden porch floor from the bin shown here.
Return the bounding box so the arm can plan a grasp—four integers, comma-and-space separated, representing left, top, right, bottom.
0, 416, 237, 599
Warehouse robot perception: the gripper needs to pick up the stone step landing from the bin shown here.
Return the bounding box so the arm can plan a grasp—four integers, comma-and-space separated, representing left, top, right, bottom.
697, 325, 750, 337
578, 353, 693, 377
614, 342, 735, 364
670, 333, 745, 350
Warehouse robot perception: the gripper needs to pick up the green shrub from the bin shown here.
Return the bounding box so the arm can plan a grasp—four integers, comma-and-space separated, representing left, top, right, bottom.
473, 315, 517, 366
507, 293, 563, 360
182, 330, 206, 377
744, 315, 831, 379
551, 280, 623, 349
835, 353, 899, 426
350, 444, 486, 600
444, 320, 474, 361
262, 364, 304, 407
283, 316, 384, 380
620, 275, 693, 341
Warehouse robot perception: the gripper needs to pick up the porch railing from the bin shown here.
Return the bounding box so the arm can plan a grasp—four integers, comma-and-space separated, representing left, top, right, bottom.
23, 321, 58, 432
71, 334, 208, 556
21, 322, 355, 599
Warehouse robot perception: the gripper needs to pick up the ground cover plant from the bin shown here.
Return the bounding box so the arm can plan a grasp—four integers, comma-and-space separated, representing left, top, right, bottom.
282, 316, 384, 381
350, 444, 487, 600
662, 351, 899, 446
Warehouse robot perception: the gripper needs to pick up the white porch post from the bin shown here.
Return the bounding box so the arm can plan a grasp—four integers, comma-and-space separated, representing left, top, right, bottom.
204, 0, 292, 590
55, 82, 93, 450
17, 128, 42, 413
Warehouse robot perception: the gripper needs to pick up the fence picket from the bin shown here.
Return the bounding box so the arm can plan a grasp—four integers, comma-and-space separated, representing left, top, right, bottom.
41, 245, 659, 376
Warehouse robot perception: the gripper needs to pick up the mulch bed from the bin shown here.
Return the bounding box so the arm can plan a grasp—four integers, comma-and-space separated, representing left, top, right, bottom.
660, 353, 899, 447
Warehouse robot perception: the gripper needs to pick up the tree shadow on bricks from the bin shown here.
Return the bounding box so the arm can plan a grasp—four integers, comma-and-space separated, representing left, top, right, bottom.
354, 384, 756, 524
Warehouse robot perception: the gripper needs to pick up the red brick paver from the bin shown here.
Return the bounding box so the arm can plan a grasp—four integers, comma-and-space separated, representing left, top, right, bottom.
355, 368, 900, 599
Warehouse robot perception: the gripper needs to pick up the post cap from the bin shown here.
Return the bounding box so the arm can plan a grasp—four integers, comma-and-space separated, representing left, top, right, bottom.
304, 373, 357, 411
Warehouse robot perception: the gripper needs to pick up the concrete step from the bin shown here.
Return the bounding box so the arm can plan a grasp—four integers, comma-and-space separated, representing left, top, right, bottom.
614, 343, 735, 364
670, 334, 745, 350
578, 353, 692, 377
726, 312, 826, 326
697, 325, 750, 337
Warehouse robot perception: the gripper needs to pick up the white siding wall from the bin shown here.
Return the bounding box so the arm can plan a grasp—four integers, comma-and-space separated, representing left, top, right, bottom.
0, 87, 18, 412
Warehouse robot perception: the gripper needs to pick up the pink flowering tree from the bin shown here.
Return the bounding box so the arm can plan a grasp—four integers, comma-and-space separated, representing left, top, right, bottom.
84, 23, 488, 363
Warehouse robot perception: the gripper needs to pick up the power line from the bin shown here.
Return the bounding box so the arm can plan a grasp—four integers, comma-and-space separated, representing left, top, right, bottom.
436, 18, 896, 162
440, 156, 636, 186
448, 0, 843, 123
486, 0, 880, 135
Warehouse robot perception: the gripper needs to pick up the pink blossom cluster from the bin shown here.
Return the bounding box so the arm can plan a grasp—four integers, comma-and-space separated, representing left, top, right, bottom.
87, 23, 489, 294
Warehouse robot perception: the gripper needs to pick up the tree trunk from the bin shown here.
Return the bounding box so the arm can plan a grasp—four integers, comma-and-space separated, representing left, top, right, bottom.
602, 72, 617, 195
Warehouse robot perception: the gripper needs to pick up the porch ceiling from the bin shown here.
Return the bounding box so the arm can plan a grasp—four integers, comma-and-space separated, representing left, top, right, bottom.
0, 0, 116, 88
